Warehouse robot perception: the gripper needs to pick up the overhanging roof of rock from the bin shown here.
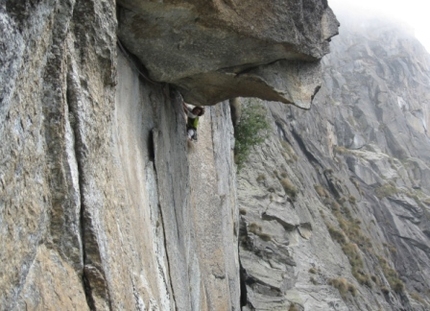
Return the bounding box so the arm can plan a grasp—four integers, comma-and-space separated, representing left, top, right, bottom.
118, 0, 339, 108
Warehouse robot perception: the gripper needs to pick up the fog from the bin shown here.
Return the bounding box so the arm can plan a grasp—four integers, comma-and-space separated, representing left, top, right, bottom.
329, 0, 430, 53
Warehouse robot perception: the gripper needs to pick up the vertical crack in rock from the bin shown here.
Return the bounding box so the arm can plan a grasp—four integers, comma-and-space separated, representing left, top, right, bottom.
151, 114, 179, 311
66, 67, 93, 310
63, 0, 118, 308
66, 62, 111, 311
152, 87, 195, 310
239, 258, 248, 308
41, 0, 81, 264
147, 129, 155, 162
157, 202, 179, 311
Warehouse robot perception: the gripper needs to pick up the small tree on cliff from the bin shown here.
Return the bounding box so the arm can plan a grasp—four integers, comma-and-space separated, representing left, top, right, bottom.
234, 99, 270, 170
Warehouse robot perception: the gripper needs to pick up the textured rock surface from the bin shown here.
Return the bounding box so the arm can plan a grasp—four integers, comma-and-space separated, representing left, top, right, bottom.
238, 10, 430, 311
117, 0, 339, 107
6, 1, 430, 311
1, 1, 239, 310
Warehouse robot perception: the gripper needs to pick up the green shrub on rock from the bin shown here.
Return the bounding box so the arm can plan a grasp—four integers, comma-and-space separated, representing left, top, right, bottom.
234, 99, 270, 170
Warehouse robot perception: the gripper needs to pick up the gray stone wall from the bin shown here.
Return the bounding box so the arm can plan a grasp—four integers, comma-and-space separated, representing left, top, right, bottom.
1, 1, 239, 309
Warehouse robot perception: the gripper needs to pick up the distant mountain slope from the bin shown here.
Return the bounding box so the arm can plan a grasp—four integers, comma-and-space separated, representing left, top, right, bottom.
238, 12, 430, 311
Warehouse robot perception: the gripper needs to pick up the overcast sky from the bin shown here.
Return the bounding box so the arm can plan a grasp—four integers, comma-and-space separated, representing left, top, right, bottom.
329, 0, 430, 53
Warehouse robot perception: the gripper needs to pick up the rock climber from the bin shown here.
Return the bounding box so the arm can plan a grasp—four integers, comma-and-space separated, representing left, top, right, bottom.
183, 102, 205, 141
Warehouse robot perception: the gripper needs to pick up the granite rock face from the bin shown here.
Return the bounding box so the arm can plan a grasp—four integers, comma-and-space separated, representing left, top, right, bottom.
1, 1, 239, 310
117, 0, 339, 107
9, 1, 430, 311
237, 11, 430, 311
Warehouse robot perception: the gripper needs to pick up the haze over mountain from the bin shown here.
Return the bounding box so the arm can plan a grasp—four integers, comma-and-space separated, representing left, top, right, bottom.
329, 0, 430, 53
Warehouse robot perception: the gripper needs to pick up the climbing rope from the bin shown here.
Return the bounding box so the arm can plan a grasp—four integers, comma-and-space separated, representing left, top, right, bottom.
117, 39, 158, 85
117, 39, 185, 114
